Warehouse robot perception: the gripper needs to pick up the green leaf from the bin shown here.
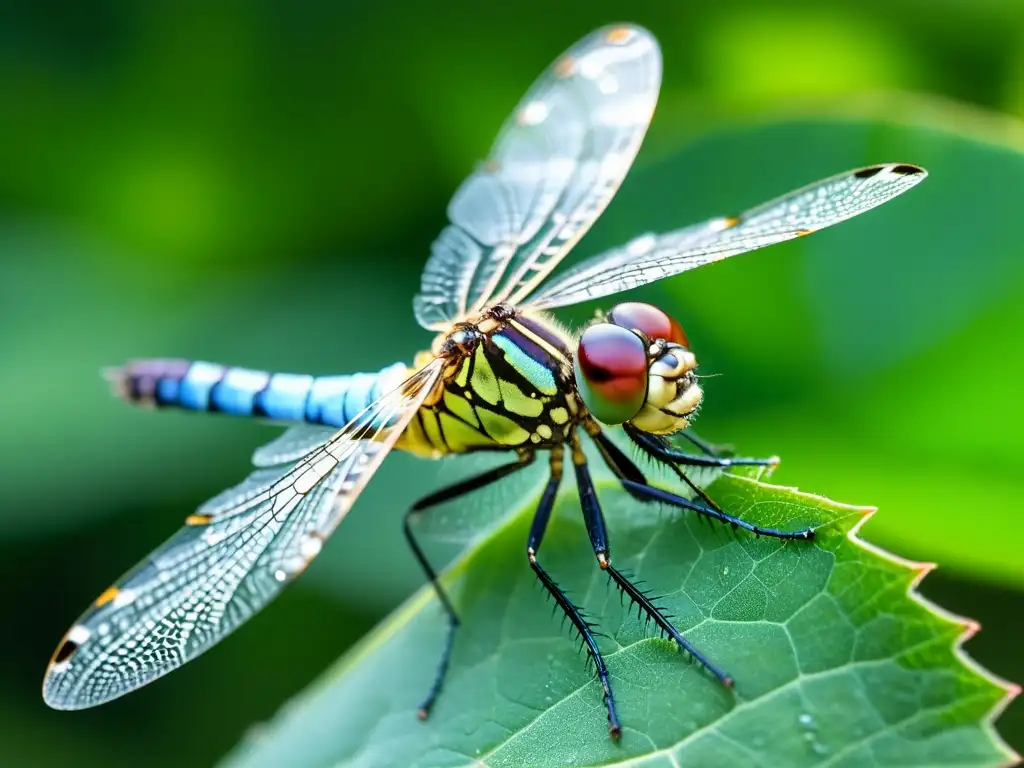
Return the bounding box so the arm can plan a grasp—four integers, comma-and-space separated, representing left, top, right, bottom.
224, 469, 1017, 767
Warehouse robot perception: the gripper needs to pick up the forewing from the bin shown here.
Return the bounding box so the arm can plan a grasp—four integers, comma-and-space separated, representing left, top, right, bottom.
250, 424, 338, 467
42, 360, 443, 709
413, 25, 661, 329
527, 163, 927, 310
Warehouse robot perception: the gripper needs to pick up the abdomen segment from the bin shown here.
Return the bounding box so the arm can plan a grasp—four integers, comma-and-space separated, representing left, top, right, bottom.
109, 359, 408, 428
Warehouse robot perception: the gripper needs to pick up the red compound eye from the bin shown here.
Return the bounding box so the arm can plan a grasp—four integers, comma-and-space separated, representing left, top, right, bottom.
574, 324, 648, 424
607, 302, 689, 348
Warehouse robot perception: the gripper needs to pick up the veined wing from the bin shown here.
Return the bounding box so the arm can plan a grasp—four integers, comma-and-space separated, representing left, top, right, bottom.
251, 424, 338, 467
413, 24, 661, 330
42, 360, 443, 709
526, 163, 927, 310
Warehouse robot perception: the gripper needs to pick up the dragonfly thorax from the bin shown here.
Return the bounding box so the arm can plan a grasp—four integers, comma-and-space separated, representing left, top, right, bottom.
400, 307, 581, 456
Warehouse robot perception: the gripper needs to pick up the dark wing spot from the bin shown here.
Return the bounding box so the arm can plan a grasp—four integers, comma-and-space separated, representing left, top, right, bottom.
892, 164, 924, 175
853, 166, 883, 179
53, 638, 79, 665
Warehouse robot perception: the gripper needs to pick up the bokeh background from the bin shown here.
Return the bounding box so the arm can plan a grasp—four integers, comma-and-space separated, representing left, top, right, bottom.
1, 1, 1021, 765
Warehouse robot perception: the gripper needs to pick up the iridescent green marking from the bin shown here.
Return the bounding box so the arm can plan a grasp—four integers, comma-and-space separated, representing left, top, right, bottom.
491, 335, 558, 396
476, 408, 530, 445
499, 379, 544, 418
471, 347, 500, 405
443, 389, 478, 426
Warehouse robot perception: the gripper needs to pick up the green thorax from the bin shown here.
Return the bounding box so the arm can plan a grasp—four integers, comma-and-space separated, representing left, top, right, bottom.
401, 313, 580, 455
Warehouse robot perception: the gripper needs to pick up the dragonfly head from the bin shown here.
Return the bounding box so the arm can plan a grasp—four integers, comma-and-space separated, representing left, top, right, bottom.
574, 302, 702, 435
437, 325, 484, 358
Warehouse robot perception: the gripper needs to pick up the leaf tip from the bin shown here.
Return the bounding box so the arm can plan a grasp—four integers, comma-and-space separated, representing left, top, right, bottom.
909, 561, 937, 590
961, 619, 981, 642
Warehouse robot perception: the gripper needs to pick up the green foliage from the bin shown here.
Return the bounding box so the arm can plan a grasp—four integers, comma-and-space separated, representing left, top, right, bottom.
4, 3, 1023, 763
226, 469, 1016, 767
573, 108, 1024, 588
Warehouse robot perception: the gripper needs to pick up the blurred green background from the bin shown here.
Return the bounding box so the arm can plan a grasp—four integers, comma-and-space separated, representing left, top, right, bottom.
2, 1, 1021, 765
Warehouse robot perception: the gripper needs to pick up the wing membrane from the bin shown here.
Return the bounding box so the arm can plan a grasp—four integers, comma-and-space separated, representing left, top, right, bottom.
413, 25, 661, 329
527, 163, 927, 310
250, 424, 338, 468
42, 360, 443, 709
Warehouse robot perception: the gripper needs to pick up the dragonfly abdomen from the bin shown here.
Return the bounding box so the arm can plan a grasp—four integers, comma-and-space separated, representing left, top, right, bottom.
110, 359, 408, 427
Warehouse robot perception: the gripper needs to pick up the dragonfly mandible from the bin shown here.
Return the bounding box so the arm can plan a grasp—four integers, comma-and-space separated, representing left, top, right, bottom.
43, 24, 926, 739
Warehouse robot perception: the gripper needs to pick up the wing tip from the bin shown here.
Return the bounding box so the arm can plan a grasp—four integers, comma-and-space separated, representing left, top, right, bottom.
853, 162, 928, 181
600, 22, 656, 43
41, 684, 79, 711
42, 639, 82, 711
891, 163, 927, 177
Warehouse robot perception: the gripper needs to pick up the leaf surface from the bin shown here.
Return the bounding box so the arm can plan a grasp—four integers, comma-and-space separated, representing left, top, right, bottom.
225, 467, 1017, 767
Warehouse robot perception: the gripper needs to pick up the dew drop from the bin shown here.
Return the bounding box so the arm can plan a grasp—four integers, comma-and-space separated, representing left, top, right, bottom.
798, 713, 814, 727
812, 741, 829, 756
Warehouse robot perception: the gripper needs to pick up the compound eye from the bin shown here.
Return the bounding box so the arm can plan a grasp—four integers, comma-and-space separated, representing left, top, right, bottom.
574, 324, 648, 425
607, 302, 689, 348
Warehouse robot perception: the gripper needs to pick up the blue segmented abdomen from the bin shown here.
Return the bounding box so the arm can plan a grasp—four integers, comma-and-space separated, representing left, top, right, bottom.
111, 359, 409, 428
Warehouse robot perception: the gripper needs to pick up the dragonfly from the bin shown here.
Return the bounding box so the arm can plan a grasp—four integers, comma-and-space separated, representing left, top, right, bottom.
43, 24, 926, 739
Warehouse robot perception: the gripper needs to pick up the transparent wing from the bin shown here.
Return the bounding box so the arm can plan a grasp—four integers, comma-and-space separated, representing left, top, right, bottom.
527, 163, 928, 310
42, 360, 443, 709
251, 424, 338, 467
413, 24, 661, 330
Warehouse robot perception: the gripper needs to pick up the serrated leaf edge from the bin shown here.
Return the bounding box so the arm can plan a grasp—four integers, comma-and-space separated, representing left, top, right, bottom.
732, 473, 1020, 768
847, 505, 1021, 767
230, 473, 1020, 766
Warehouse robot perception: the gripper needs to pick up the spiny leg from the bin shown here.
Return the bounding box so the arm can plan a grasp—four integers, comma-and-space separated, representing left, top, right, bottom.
625, 423, 779, 469
678, 429, 736, 458
611, 424, 814, 539
590, 427, 647, 486
620, 423, 812, 540
594, 422, 739, 525
569, 432, 734, 687
405, 449, 535, 719
528, 446, 622, 740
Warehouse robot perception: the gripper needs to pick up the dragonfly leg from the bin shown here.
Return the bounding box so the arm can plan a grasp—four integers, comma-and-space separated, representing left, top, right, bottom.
625, 423, 778, 469
601, 426, 814, 540
678, 430, 734, 458
570, 433, 733, 688
528, 446, 621, 740
405, 450, 535, 719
